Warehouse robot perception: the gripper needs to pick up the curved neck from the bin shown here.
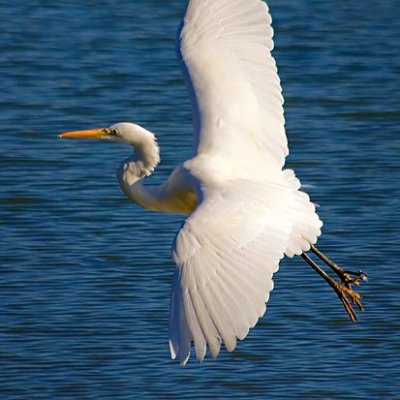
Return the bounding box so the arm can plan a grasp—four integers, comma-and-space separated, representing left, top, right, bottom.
116, 125, 197, 214
117, 126, 161, 210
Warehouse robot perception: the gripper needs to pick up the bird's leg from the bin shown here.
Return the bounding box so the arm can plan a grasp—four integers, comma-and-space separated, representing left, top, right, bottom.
310, 244, 368, 288
300, 252, 364, 322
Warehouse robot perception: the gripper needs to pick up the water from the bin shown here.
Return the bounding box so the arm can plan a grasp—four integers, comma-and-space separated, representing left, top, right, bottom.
1, 1, 399, 398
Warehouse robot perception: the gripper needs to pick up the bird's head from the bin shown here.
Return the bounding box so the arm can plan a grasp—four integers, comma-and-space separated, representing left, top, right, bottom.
59, 122, 160, 180
59, 122, 156, 146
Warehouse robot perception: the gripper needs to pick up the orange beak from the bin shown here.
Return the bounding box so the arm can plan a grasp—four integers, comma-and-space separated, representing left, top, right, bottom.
58, 128, 106, 139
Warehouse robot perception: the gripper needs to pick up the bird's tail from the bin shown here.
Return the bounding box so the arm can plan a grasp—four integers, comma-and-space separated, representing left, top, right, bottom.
283, 169, 323, 257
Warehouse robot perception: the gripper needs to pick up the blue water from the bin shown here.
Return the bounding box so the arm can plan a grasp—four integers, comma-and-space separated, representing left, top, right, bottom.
1, 1, 399, 399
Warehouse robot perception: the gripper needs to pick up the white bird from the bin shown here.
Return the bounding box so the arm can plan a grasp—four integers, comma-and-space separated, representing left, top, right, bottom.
60, 0, 366, 365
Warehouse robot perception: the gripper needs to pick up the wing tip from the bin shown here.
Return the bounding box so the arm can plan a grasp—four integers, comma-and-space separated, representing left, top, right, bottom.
180, 353, 191, 367
170, 340, 191, 366
169, 340, 178, 360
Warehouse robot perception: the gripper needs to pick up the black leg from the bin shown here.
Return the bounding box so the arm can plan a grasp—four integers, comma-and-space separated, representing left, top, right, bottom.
310, 244, 367, 287
301, 253, 360, 322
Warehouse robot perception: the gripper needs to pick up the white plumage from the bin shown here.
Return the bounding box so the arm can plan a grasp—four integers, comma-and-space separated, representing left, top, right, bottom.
170, 0, 322, 364
179, 0, 287, 165
60, 0, 330, 366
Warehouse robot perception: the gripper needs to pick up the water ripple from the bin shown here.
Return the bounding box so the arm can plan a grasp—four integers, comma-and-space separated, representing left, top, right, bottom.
1, 0, 399, 399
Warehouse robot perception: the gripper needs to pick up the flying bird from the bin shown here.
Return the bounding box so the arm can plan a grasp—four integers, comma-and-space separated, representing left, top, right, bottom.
60, 0, 367, 365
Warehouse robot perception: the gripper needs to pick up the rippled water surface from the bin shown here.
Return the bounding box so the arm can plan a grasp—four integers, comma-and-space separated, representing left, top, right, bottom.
1, 1, 399, 399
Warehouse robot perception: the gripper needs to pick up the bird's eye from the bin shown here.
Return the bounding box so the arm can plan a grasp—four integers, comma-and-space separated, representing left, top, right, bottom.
102, 128, 118, 136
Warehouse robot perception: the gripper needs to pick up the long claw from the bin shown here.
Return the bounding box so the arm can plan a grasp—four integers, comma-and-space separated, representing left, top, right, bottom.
343, 270, 368, 287
341, 285, 365, 312
331, 282, 360, 322
339, 293, 358, 322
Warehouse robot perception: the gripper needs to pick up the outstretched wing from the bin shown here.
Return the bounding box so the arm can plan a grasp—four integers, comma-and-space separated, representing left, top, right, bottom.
169, 0, 323, 365
178, 0, 288, 167
169, 180, 294, 365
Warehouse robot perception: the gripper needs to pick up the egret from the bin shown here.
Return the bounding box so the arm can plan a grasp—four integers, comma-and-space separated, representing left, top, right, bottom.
60, 0, 367, 365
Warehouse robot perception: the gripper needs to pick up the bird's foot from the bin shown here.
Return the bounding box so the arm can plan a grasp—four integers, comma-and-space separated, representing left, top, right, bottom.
339, 270, 368, 288
302, 247, 367, 322
334, 281, 365, 322
310, 245, 368, 287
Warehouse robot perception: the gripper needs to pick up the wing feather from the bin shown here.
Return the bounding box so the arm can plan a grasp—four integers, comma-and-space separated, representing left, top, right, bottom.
183, 289, 207, 360
168, 0, 323, 365
169, 180, 293, 364
204, 278, 238, 351
178, 0, 287, 167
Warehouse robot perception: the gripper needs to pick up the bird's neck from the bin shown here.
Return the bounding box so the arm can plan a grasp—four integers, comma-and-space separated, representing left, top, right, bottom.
118, 127, 161, 210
